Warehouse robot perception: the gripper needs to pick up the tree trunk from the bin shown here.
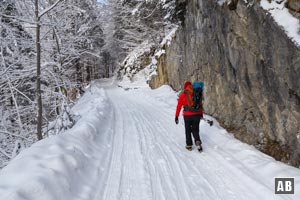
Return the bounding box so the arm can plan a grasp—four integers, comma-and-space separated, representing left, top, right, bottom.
35, 0, 43, 140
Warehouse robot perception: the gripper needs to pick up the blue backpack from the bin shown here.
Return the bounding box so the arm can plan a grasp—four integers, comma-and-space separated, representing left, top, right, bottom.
192, 82, 204, 111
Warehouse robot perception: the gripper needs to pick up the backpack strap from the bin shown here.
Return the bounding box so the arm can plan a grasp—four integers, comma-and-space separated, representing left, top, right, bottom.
184, 85, 194, 106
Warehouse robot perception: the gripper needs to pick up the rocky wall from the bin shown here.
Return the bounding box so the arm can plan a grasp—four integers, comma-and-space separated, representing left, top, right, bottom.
150, 0, 300, 166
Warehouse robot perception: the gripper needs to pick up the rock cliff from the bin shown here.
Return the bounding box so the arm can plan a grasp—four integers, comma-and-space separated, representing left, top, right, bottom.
150, 0, 300, 166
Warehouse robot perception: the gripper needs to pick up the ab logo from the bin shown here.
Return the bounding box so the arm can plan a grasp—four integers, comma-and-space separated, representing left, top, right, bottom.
275, 178, 294, 194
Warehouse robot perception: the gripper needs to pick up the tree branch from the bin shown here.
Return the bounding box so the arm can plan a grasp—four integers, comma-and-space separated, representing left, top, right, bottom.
0, 13, 36, 24
0, 131, 31, 142
0, 148, 11, 159
39, 0, 64, 19
12, 86, 34, 104
6, 75, 24, 132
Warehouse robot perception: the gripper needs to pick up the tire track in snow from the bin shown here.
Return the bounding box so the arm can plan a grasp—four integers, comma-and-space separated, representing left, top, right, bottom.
134, 117, 183, 199
118, 106, 147, 200
128, 94, 191, 199
101, 96, 124, 200
102, 88, 152, 200
130, 113, 167, 200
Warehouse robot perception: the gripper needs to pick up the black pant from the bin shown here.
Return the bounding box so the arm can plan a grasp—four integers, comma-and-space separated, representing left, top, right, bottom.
183, 114, 202, 146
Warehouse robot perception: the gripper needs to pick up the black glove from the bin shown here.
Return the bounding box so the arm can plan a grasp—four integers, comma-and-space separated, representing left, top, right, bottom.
175, 116, 179, 124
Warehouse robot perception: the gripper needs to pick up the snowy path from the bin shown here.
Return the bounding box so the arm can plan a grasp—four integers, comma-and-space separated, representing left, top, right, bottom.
100, 86, 242, 200
92, 80, 299, 200
0, 79, 299, 200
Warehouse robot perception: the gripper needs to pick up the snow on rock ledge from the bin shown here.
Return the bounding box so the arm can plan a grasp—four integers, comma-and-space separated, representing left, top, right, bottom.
118, 26, 178, 85
260, 0, 300, 47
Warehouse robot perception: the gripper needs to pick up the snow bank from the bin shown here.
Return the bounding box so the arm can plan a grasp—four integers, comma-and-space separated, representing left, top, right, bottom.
260, 0, 300, 46
0, 82, 112, 200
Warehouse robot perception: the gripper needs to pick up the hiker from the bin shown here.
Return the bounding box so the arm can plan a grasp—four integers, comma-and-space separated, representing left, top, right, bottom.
175, 81, 204, 152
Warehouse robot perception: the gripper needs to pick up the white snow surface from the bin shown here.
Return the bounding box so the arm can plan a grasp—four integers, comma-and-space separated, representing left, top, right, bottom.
0, 78, 300, 200
260, 0, 300, 46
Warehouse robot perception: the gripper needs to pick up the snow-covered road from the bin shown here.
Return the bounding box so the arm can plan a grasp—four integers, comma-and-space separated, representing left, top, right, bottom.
98, 80, 300, 200
0, 79, 299, 200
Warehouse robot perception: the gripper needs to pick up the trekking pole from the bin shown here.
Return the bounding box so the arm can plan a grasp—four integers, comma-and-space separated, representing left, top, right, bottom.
202, 118, 213, 126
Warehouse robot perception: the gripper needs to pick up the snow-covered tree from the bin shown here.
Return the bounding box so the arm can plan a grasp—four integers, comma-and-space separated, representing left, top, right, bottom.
100, 0, 177, 76
0, 0, 105, 168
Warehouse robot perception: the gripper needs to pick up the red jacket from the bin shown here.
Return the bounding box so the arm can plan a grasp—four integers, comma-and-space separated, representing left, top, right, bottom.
175, 82, 204, 117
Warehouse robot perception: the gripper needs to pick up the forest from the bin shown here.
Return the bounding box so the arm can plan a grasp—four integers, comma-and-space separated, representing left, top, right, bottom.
0, 0, 178, 168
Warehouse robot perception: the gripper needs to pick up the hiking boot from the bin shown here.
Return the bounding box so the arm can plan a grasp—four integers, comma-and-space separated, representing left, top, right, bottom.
195, 141, 203, 152
185, 146, 192, 151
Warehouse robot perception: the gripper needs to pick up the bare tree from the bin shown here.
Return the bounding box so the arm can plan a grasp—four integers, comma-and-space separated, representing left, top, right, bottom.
35, 0, 43, 140
0, 0, 105, 167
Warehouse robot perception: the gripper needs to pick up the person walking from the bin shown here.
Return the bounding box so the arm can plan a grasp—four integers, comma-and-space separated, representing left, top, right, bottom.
175, 81, 204, 151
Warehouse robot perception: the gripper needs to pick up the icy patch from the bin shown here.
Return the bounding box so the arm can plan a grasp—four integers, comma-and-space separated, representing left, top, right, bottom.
260, 0, 300, 46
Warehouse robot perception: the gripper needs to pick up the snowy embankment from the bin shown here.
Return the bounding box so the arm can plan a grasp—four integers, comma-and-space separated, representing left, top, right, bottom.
0, 78, 300, 200
0, 82, 114, 200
